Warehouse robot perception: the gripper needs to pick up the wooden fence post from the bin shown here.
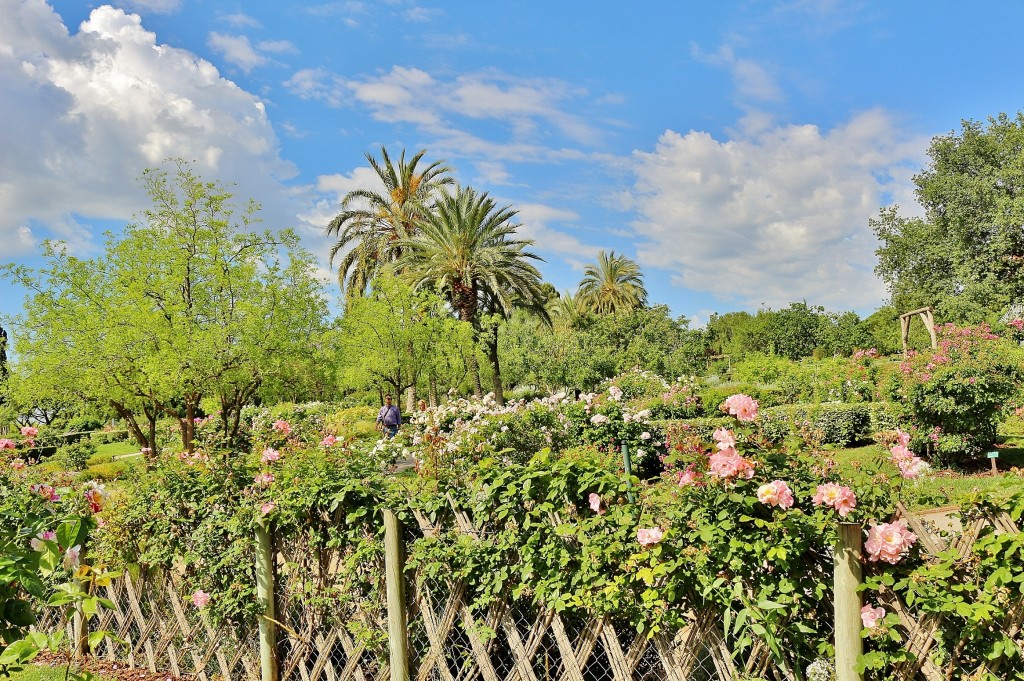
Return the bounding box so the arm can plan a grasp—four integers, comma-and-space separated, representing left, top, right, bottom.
835, 522, 864, 681
383, 509, 410, 681
256, 519, 279, 681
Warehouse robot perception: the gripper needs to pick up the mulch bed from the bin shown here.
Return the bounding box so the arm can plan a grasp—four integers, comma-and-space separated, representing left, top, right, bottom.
32, 651, 194, 681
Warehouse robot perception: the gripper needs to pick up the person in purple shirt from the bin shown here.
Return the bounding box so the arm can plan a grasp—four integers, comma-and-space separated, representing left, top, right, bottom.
376, 394, 401, 438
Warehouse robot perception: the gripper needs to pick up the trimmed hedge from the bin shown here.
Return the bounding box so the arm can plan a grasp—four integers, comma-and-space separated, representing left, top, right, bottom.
655, 402, 900, 448
699, 383, 786, 412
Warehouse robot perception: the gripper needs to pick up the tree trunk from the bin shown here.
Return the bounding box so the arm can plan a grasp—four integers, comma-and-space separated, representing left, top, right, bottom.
110, 400, 149, 451
467, 350, 483, 397
428, 371, 438, 407
454, 285, 482, 398
485, 324, 505, 406
406, 385, 416, 414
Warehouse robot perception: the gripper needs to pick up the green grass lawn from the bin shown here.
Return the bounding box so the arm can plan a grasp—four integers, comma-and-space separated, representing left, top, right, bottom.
88, 441, 140, 464
830, 439, 1024, 510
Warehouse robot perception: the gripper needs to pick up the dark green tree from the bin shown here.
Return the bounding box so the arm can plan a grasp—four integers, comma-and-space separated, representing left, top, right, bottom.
873, 112, 1024, 322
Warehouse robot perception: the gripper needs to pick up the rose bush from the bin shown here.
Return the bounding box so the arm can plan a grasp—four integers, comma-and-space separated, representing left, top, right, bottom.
884, 323, 1024, 466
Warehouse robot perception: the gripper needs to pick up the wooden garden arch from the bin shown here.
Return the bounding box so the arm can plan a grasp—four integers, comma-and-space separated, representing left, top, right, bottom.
899, 306, 938, 354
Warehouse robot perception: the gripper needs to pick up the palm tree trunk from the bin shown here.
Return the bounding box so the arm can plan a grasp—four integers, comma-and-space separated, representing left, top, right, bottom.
455, 291, 483, 398
485, 324, 504, 406
467, 351, 483, 398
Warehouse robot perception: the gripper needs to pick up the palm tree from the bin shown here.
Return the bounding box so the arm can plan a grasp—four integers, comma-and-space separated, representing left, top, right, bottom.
578, 250, 647, 314
549, 289, 586, 328
397, 186, 548, 404
326, 146, 454, 301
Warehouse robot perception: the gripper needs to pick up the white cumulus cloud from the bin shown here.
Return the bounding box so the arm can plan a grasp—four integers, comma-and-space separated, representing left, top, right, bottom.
0, 1, 297, 257
629, 109, 927, 311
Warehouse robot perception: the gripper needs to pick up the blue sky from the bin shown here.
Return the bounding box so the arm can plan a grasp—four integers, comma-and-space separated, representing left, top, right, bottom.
2, 0, 1024, 328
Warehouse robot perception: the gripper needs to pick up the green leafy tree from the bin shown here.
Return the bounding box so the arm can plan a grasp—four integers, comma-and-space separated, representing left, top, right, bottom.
326, 147, 454, 301
3, 161, 329, 453
336, 275, 473, 403
398, 185, 548, 404
873, 112, 1024, 322
577, 250, 647, 315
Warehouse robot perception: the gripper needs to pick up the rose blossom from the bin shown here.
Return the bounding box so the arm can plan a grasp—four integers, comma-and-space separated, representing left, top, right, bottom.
64, 545, 81, 569
260, 502, 276, 516
0, 439, 16, 450
897, 456, 931, 479
590, 414, 609, 425
812, 483, 857, 517
588, 493, 604, 515
84, 481, 105, 513
10, 458, 26, 470
640, 431, 651, 440
191, 590, 211, 608
861, 604, 885, 629
254, 471, 275, 486
756, 480, 795, 510
21, 426, 39, 438
708, 449, 755, 480
271, 420, 292, 435
261, 448, 281, 463
677, 464, 702, 486
30, 530, 57, 551
29, 483, 60, 502
637, 527, 664, 547
608, 386, 623, 401
865, 520, 917, 564
723, 394, 759, 422
711, 427, 736, 450
321, 435, 337, 447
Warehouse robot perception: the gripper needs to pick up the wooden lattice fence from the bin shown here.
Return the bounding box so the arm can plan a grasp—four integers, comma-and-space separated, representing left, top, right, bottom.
35, 499, 1024, 681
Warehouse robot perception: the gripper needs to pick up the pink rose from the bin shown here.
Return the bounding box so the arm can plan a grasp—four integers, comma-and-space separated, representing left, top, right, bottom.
889, 444, 912, 461
677, 464, 702, 486
711, 427, 736, 450
20, 426, 39, 438
271, 420, 292, 435
10, 458, 26, 470
321, 434, 337, 447
588, 492, 604, 515
861, 604, 885, 629
64, 545, 81, 569
637, 527, 664, 547
191, 590, 211, 608
0, 439, 16, 450
897, 456, 930, 479
865, 521, 917, 564
260, 502, 276, 516
708, 450, 755, 480
254, 471, 275, 486
261, 448, 281, 463
756, 480, 795, 510
30, 530, 57, 551
723, 394, 759, 422
29, 483, 60, 502
812, 483, 856, 517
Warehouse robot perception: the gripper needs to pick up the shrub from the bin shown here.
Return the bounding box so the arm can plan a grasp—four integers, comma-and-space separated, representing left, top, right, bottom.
599, 368, 670, 401
85, 460, 136, 482
91, 429, 130, 445
638, 378, 703, 420
758, 403, 874, 447
55, 439, 97, 471
700, 383, 785, 413
884, 324, 1024, 465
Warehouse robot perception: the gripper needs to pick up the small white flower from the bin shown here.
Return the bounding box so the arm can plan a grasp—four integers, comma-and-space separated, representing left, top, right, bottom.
640, 432, 651, 440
